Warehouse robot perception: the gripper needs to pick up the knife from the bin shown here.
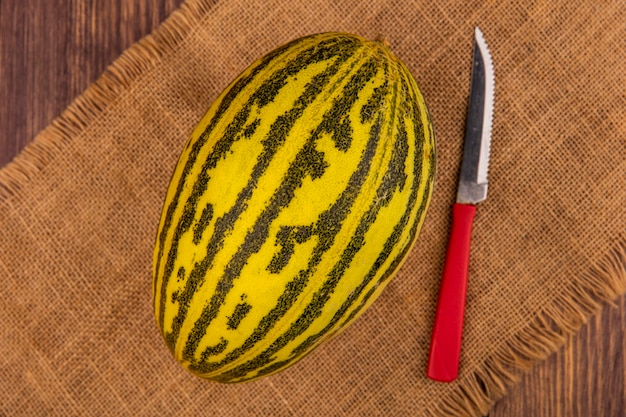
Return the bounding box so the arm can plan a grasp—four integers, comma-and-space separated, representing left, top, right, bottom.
427, 27, 495, 383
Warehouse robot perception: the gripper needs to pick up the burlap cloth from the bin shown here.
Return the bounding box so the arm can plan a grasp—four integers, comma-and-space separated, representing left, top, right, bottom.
1, 0, 624, 415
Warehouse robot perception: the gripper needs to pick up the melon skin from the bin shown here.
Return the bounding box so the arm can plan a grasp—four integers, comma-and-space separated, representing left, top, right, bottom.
153, 32, 436, 382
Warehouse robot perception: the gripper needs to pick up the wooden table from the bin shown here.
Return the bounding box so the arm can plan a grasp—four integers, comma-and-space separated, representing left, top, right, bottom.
1, 1, 624, 415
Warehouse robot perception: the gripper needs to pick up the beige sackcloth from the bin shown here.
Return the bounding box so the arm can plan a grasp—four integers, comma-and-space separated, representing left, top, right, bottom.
1, 0, 624, 415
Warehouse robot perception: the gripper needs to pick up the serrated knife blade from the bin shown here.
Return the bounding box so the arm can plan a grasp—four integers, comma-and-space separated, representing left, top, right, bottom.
458, 27, 494, 204
427, 27, 495, 383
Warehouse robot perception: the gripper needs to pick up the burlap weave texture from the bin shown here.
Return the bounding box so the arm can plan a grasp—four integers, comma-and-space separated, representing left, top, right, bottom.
1, 0, 624, 415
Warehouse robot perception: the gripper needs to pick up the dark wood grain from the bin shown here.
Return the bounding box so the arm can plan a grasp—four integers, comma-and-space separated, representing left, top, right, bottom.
0, 2, 624, 416
489, 294, 625, 417
0, 0, 184, 167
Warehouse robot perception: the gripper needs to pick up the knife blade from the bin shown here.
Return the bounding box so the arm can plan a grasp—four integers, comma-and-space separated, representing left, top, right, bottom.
427, 27, 495, 383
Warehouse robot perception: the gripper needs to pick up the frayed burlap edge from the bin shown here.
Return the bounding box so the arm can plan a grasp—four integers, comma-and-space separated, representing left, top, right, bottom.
0, 0, 219, 200
428, 239, 626, 417
0, 0, 624, 415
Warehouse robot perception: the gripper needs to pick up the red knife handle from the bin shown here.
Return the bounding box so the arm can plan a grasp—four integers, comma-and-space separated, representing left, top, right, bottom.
427, 203, 476, 382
